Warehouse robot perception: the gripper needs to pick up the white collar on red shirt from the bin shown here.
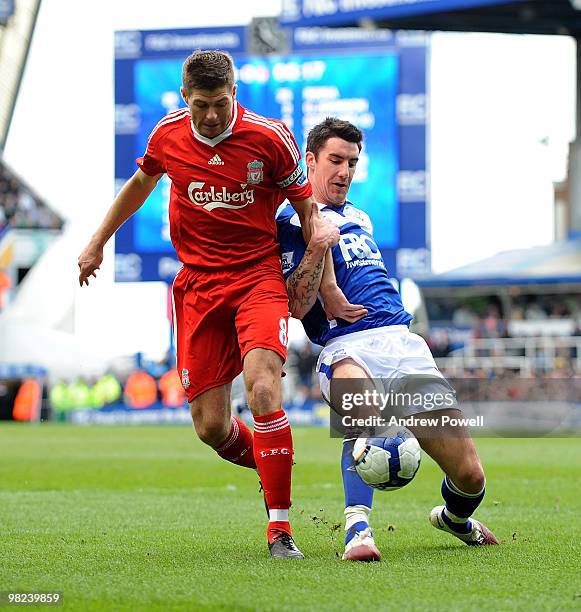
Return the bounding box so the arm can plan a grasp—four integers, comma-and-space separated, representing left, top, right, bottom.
190, 102, 238, 147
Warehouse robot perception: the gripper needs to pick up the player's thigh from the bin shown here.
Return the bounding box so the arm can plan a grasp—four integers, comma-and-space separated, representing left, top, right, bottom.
189, 382, 232, 431
331, 358, 368, 379
236, 271, 288, 412
328, 358, 378, 418
243, 347, 284, 384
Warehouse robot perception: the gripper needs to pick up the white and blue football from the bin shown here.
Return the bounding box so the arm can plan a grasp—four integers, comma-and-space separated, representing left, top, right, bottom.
353, 428, 421, 491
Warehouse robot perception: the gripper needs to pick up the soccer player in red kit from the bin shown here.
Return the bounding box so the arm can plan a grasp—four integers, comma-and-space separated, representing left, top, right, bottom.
78, 50, 365, 559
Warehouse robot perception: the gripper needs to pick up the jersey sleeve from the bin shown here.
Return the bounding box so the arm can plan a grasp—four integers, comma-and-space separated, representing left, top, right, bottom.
270, 121, 312, 202
276, 209, 307, 280
136, 126, 166, 176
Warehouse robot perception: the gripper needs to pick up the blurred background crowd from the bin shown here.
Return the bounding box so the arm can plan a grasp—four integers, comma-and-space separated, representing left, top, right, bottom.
0, 160, 62, 230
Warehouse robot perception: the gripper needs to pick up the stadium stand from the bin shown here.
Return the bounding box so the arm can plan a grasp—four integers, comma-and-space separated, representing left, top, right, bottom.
0, 0, 69, 421
0, 0, 41, 149
0, 159, 63, 230
415, 239, 581, 376
0, 160, 68, 421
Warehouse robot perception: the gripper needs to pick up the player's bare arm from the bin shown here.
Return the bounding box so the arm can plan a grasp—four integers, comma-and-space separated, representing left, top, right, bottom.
288, 196, 315, 242
287, 202, 339, 318
78, 169, 162, 286
289, 198, 367, 323
318, 252, 367, 323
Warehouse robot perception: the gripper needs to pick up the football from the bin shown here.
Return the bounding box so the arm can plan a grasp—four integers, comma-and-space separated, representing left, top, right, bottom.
353, 428, 421, 491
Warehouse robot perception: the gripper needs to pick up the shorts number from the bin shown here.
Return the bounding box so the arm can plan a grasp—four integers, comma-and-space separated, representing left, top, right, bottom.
279, 317, 288, 347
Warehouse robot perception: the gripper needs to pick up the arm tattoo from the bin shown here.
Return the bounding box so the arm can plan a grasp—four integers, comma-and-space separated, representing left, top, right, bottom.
287, 247, 325, 317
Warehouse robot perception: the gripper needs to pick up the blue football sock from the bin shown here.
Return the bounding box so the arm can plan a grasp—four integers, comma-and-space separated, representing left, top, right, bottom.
342, 439, 374, 544
342, 439, 374, 509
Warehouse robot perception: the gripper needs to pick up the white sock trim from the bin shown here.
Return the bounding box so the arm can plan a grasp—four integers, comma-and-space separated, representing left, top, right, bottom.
269, 509, 289, 522
344, 505, 371, 531
446, 476, 485, 498
443, 507, 470, 524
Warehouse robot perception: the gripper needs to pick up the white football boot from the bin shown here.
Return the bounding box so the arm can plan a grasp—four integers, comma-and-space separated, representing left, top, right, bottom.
342, 526, 381, 561
430, 505, 499, 546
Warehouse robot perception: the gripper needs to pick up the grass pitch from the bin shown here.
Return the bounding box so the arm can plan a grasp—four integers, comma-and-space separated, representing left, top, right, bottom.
1, 424, 580, 611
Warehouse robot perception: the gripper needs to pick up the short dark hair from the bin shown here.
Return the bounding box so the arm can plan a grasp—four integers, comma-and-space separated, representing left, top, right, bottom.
306, 118, 363, 158
182, 50, 235, 93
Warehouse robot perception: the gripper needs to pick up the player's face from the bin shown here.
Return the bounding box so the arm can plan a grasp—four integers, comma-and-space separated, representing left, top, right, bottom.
181, 85, 236, 138
306, 137, 360, 205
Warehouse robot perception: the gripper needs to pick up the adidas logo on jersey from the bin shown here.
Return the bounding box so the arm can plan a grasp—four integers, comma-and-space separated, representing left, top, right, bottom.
208, 154, 224, 165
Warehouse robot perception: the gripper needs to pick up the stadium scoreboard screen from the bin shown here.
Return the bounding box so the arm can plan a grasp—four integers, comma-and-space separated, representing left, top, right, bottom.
115, 26, 429, 282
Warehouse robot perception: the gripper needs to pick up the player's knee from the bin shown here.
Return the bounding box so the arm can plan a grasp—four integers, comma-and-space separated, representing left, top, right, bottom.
454, 461, 485, 494
190, 405, 229, 448
194, 419, 229, 448
246, 378, 276, 412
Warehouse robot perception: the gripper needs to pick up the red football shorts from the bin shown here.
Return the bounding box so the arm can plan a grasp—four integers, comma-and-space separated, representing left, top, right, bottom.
171, 255, 290, 402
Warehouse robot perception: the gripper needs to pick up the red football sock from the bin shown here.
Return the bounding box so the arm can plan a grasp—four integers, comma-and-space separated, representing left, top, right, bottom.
253, 409, 294, 538
215, 416, 256, 469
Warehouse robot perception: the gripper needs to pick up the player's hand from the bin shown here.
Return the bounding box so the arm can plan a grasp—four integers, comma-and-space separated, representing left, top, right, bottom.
320, 283, 368, 323
78, 241, 103, 287
309, 201, 340, 251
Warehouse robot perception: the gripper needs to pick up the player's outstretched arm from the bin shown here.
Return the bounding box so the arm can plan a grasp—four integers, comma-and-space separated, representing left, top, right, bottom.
287, 201, 339, 319
319, 259, 368, 323
288, 199, 368, 323
78, 169, 162, 286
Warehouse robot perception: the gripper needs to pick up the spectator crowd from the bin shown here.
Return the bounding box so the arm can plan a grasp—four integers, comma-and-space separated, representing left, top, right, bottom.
49, 368, 187, 415
0, 160, 63, 230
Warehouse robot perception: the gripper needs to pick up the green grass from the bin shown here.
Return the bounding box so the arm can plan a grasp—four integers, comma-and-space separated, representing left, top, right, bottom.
1, 424, 580, 611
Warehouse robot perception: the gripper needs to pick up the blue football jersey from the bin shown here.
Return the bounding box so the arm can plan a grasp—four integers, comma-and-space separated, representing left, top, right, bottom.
276, 201, 412, 346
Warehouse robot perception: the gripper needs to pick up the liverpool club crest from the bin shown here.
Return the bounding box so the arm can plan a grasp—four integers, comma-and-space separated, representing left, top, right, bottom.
247, 160, 264, 185
181, 369, 190, 389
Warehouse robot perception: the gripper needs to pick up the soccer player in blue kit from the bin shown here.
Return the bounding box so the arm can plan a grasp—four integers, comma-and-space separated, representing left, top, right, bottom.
276, 118, 498, 561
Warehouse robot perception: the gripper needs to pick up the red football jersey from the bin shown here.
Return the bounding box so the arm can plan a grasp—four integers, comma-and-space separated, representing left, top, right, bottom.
137, 102, 312, 270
